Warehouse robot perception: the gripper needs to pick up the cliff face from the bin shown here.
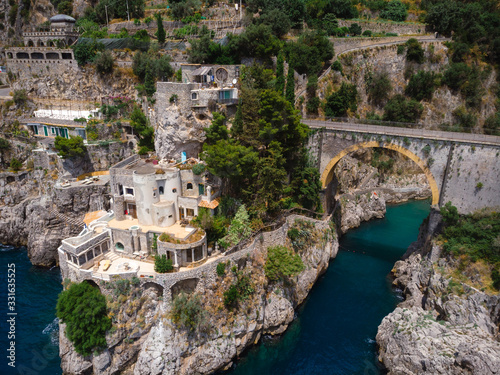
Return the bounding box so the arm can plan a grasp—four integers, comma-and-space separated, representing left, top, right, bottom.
0, 170, 110, 265
334, 150, 431, 233
376, 210, 500, 374
11, 66, 138, 102
60, 216, 339, 374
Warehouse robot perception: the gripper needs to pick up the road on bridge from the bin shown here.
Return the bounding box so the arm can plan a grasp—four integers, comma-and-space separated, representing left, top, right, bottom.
303, 119, 500, 146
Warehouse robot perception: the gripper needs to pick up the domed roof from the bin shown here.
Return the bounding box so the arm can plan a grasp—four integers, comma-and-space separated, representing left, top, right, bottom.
50, 14, 76, 23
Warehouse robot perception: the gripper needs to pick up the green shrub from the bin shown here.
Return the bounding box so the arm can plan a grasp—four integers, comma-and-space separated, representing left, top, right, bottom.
216, 262, 226, 277
324, 83, 358, 117
223, 272, 254, 309
265, 245, 305, 282
383, 94, 423, 123
169, 94, 178, 103
56, 282, 112, 356
362, 30, 372, 37
171, 292, 208, 332
113, 279, 130, 296
380, 1, 407, 22
54, 136, 87, 159
442, 63, 482, 108
405, 71, 440, 101
366, 71, 392, 106
95, 51, 114, 75
476, 182, 483, 189
131, 276, 140, 286
192, 163, 206, 175
349, 23, 362, 36
405, 38, 424, 64
223, 284, 239, 308
397, 45, 405, 55
0, 137, 10, 150
332, 60, 342, 73
73, 40, 105, 65
422, 144, 431, 157
492, 269, 500, 290
9, 158, 22, 171
13, 89, 27, 106
154, 254, 173, 273
306, 96, 321, 114
452, 106, 476, 132
484, 112, 500, 136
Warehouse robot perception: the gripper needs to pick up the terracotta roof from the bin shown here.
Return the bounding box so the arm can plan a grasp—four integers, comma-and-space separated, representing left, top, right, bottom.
198, 197, 220, 209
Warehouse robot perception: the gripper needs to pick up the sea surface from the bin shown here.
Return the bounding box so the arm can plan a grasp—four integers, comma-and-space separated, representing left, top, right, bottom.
0, 199, 429, 375
225, 199, 430, 375
0, 245, 62, 375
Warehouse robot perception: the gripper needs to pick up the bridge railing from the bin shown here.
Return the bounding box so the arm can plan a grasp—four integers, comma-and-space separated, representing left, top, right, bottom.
303, 117, 500, 145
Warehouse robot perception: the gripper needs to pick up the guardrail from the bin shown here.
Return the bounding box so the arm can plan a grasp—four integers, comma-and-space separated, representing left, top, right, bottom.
303, 119, 500, 146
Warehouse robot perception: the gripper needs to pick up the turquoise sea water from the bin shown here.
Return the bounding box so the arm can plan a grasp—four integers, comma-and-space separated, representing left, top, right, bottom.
0, 199, 429, 375
0, 246, 62, 375
225, 199, 430, 375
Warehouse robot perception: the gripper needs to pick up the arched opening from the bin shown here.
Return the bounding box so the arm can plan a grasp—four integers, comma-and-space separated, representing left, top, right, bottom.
159, 186, 164, 195
16, 52, 29, 59
142, 282, 164, 297
186, 183, 193, 190
27, 40, 34, 47
36, 40, 43, 47
321, 141, 439, 206
61, 52, 72, 60
115, 242, 124, 251
46, 52, 59, 60
171, 278, 198, 299
31, 52, 44, 60
7, 52, 13, 59
48, 40, 54, 47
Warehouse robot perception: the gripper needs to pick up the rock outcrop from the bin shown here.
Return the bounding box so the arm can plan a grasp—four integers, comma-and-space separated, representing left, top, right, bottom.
376, 210, 500, 374
153, 103, 211, 160
334, 153, 431, 232
60, 216, 339, 374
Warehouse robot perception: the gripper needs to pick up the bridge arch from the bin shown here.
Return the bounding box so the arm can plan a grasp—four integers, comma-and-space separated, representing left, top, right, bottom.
320, 141, 439, 205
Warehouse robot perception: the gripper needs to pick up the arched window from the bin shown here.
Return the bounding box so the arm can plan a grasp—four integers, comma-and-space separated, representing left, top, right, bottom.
159, 186, 164, 195
187, 183, 193, 190
191, 92, 198, 100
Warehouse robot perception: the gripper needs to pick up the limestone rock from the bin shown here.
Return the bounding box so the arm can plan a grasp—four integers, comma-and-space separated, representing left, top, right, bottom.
154, 104, 211, 160
263, 291, 295, 335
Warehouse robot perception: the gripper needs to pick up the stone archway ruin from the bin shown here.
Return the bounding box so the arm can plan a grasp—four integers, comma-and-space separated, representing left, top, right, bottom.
321, 141, 440, 205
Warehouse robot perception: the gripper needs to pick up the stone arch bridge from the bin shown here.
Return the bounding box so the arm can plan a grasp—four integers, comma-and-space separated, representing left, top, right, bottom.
305, 120, 500, 214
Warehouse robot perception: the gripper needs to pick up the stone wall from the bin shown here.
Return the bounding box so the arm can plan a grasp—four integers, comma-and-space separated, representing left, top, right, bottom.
337, 19, 426, 36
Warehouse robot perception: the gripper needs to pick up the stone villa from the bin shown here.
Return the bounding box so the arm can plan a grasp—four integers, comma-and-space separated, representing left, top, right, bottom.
5, 14, 78, 76
58, 155, 221, 282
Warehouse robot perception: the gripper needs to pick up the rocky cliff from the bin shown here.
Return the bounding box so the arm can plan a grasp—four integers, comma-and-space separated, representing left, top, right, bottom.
334, 150, 431, 233
376, 209, 500, 374
60, 216, 339, 374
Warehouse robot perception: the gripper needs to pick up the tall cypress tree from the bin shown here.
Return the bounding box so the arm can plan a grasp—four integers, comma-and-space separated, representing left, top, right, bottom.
155, 13, 166, 43
144, 63, 156, 97
285, 64, 295, 104
275, 51, 285, 96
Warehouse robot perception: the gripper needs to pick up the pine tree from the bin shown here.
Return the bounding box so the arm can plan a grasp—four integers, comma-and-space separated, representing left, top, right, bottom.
285, 64, 295, 104
275, 51, 285, 95
155, 13, 166, 43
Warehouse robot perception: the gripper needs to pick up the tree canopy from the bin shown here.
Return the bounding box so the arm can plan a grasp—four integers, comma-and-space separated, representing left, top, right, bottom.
56, 282, 112, 356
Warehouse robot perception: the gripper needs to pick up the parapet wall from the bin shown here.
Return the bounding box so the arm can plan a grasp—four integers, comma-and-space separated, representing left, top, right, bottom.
338, 19, 426, 36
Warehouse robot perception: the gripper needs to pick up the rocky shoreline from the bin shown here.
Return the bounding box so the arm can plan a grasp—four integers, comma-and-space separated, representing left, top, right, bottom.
376, 209, 500, 374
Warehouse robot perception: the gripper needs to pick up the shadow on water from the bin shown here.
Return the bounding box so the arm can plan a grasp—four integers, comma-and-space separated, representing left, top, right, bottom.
223, 199, 430, 375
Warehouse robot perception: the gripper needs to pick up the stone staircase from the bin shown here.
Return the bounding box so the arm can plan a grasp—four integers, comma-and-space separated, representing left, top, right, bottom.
48, 208, 85, 229
104, 252, 121, 262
